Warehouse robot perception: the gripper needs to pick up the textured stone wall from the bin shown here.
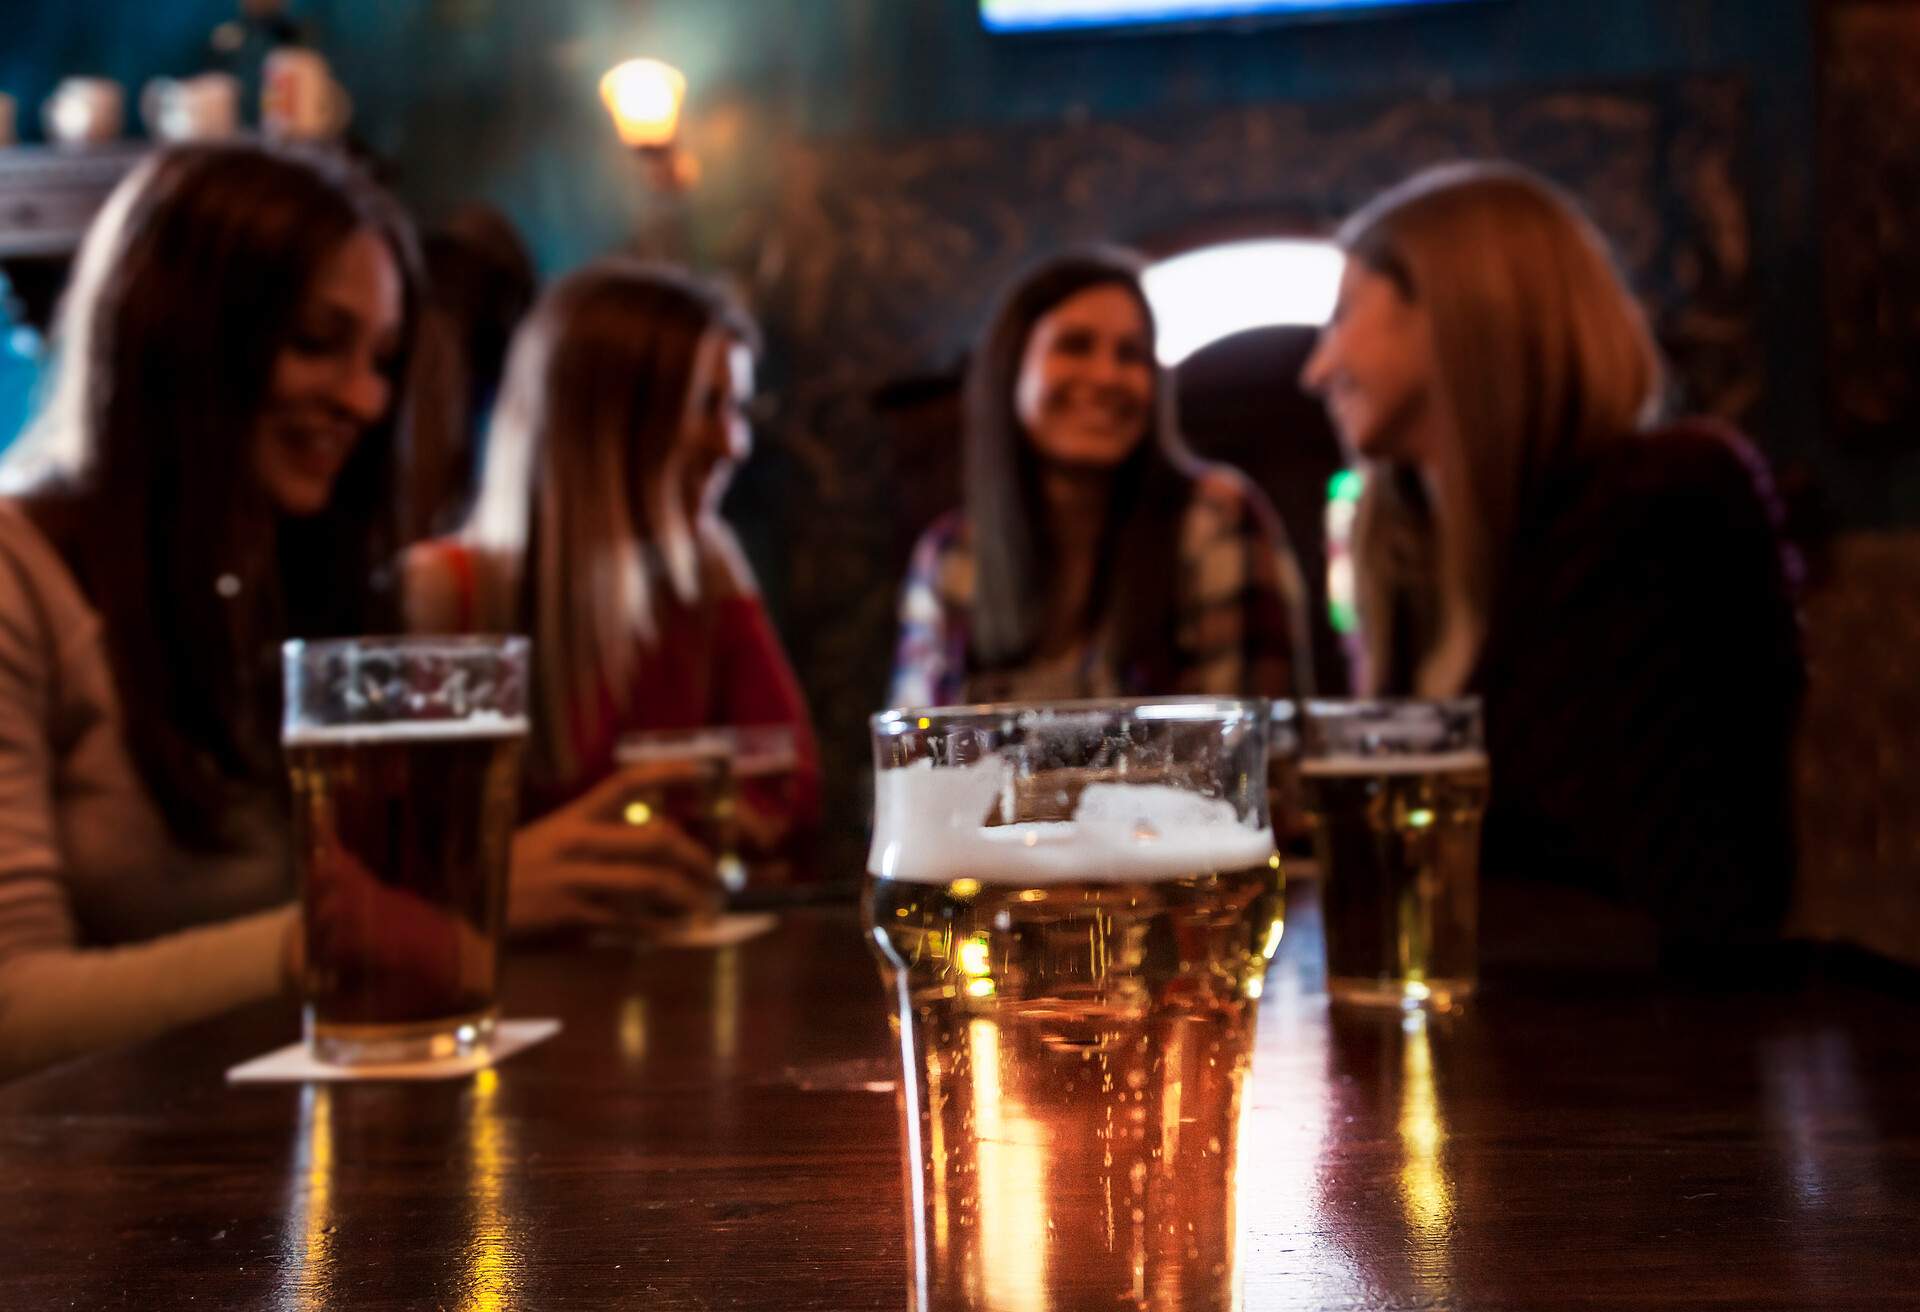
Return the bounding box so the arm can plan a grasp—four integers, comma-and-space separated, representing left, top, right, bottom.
1790, 0, 1920, 964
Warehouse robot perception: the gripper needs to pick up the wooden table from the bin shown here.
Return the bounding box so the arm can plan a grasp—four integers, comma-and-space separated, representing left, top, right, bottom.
2, 880, 1917, 1310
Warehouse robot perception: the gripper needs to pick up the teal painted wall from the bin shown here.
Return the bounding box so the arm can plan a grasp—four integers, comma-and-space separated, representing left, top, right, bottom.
299, 1, 1817, 285
2, 0, 1835, 503
11, 2, 1818, 273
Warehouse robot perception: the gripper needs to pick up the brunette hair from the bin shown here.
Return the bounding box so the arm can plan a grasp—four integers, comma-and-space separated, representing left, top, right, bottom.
4, 141, 422, 848
1338, 162, 1665, 694
964, 246, 1199, 684
404, 204, 538, 541
462, 258, 754, 787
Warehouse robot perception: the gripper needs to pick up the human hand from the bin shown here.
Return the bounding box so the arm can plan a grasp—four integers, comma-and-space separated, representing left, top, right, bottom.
508, 767, 723, 937
300, 820, 488, 1009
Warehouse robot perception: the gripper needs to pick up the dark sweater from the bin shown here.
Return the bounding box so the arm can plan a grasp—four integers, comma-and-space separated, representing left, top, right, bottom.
1470, 420, 1804, 957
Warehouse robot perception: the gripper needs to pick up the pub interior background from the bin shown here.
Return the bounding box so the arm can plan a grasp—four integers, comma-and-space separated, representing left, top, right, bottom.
2, 0, 1914, 963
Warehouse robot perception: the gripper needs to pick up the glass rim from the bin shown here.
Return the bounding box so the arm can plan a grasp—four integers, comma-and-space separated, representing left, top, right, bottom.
1299, 695, 1482, 717
872, 695, 1270, 736
1297, 694, 1484, 759
282, 633, 531, 661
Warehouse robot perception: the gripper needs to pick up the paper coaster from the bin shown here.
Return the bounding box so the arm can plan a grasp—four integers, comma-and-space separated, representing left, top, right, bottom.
226, 1018, 561, 1084
654, 911, 778, 950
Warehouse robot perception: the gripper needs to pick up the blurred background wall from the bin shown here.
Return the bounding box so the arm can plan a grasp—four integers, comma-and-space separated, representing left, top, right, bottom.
4, 0, 1914, 958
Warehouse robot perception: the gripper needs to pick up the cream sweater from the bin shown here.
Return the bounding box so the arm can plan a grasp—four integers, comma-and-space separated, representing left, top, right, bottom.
0, 501, 293, 1080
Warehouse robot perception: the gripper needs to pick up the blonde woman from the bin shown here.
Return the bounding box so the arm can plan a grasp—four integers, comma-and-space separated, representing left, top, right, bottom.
1302, 162, 1802, 957
406, 260, 820, 895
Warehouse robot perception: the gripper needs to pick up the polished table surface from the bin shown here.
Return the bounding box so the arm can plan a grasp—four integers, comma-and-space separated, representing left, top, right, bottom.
3, 880, 1918, 1310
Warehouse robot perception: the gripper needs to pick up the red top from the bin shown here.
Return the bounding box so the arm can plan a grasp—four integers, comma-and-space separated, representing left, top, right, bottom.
551, 590, 824, 841
421, 539, 823, 861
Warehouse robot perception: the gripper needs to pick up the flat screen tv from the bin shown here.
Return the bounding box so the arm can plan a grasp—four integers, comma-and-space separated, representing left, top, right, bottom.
982, 0, 1483, 34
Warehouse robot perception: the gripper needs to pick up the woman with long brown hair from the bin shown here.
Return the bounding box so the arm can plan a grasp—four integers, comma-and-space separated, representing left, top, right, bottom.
0, 141, 416, 1076
406, 259, 820, 877
0, 144, 703, 1080
890, 246, 1310, 706
1301, 162, 1803, 957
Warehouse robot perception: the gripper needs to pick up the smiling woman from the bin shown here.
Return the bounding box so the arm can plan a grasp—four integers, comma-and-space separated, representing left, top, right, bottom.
889, 245, 1313, 707
252, 228, 406, 517
0, 141, 424, 1080
1299, 162, 1804, 958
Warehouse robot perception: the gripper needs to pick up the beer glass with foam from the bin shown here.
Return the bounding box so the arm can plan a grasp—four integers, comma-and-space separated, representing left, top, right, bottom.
614, 723, 802, 895
866, 699, 1283, 1312
282, 636, 529, 1064
1299, 698, 1488, 1012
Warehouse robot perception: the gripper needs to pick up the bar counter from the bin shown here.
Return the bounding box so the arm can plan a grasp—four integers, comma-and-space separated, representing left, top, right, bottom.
2, 880, 1916, 1309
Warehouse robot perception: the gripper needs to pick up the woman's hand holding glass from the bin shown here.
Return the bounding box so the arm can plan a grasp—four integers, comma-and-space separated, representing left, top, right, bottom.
507, 767, 722, 936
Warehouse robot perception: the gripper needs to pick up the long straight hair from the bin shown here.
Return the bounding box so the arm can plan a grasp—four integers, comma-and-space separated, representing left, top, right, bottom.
1339, 162, 1665, 694
463, 259, 753, 788
965, 246, 1199, 686
3, 141, 420, 849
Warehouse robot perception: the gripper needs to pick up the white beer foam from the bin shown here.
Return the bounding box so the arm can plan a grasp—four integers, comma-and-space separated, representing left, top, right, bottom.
284, 714, 529, 747
1298, 750, 1489, 777
869, 758, 1274, 884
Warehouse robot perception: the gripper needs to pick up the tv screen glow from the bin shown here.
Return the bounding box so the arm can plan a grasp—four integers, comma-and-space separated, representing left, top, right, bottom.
982, 0, 1480, 33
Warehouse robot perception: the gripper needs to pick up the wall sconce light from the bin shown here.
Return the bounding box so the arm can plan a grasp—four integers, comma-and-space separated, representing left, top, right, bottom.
600, 58, 696, 192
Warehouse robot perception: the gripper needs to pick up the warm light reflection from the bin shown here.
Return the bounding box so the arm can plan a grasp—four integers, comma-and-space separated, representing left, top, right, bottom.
280, 1084, 335, 1311
598, 58, 686, 148
924, 1029, 951, 1273
1397, 1015, 1453, 1251
619, 995, 649, 1065
1240, 1007, 1348, 1298
970, 1018, 1048, 1311
957, 935, 993, 978
713, 945, 741, 1065
463, 1067, 513, 1311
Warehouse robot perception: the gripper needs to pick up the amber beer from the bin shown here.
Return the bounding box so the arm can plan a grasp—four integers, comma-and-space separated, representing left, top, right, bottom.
616, 725, 800, 894
282, 636, 529, 1065
1299, 700, 1487, 1012
288, 721, 525, 1061
866, 702, 1280, 1312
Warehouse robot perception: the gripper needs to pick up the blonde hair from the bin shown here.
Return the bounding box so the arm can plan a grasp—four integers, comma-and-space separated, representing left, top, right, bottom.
1341, 162, 1665, 695
464, 259, 748, 785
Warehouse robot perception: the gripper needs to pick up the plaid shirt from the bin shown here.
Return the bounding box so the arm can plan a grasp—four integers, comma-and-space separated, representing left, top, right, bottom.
888, 466, 1310, 708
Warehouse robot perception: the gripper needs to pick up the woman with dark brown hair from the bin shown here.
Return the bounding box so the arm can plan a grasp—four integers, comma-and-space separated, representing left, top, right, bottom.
0, 144, 702, 1079
403, 204, 538, 542
890, 246, 1310, 707
405, 258, 820, 900
0, 141, 419, 1077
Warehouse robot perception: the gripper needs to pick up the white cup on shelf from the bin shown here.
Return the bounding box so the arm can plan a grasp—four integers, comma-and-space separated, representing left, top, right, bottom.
42, 77, 125, 147
142, 73, 240, 143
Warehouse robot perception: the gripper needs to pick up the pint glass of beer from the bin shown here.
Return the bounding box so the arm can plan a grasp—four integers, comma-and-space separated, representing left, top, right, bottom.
866, 699, 1283, 1311
615, 724, 801, 894
1266, 698, 1306, 850
1299, 698, 1488, 1012
282, 636, 529, 1065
